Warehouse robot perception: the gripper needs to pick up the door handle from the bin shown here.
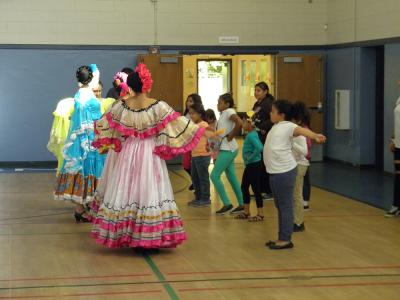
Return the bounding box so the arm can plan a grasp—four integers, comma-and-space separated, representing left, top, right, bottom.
309, 102, 323, 113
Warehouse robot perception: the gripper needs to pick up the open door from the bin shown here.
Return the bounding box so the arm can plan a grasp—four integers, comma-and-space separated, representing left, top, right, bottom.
137, 54, 183, 111
276, 55, 324, 160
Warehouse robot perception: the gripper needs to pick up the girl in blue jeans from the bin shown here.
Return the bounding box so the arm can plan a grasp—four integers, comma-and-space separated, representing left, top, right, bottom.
210, 93, 244, 215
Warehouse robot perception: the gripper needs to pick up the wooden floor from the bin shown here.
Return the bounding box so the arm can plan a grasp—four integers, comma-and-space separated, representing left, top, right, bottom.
0, 166, 399, 300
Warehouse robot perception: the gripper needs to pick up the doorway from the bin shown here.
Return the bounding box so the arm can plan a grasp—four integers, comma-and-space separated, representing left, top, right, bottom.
197, 60, 232, 117
373, 46, 385, 170
183, 54, 275, 115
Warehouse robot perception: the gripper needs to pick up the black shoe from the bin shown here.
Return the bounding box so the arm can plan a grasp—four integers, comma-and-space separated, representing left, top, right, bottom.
265, 240, 275, 247
230, 205, 245, 215
269, 242, 294, 250
74, 211, 90, 223
216, 205, 233, 215
304, 205, 310, 210
293, 223, 305, 232
187, 199, 197, 206
188, 184, 194, 191
134, 247, 160, 254
262, 193, 274, 201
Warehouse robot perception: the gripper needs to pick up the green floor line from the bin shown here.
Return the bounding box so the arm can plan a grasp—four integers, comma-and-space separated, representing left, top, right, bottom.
143, 253, 180, 300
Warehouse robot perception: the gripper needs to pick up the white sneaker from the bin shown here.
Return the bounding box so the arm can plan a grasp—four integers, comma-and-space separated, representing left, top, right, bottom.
384, 206, 400, 218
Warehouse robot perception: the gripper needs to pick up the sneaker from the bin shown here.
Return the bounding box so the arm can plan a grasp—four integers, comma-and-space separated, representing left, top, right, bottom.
384, 206, 400, 218
230, 205, 245, 215
262, 193, 274, 201
216, 205, 233, 215
303, 201, 309, 210
293, 223, 305, 232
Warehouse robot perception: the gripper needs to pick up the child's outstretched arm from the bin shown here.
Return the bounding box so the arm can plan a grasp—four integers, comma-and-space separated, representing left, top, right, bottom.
294, 126, 326, 144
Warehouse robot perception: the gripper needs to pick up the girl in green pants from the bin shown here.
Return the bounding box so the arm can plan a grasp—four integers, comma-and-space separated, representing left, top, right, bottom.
211, 93, 244, 215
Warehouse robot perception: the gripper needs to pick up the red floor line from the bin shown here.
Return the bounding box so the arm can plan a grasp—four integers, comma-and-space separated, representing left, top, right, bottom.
0, 213, 383, 226
0, 289, 162, 299
183, 214, 382, 221
178, 281, 400, 292
0, 273, 153, 283
166, 265, 400, 275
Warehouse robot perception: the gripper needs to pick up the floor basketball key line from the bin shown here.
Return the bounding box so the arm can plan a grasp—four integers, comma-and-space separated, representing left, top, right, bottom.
0, 212, 384, 227
0, 212, 70, 222
165, 265, 400, 275
0, 273, 153, 282
177, 281, 400, 293
0, 289, 163, 299
1, 264, 399, 283
0, 232, 90, 236
1, 272, 399, 292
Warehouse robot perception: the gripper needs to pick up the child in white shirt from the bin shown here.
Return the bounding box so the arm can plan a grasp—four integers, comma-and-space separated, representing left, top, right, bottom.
264, 100, 326, 250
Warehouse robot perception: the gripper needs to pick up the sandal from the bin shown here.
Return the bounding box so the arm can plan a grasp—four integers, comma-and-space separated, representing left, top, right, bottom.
234, 212, 250, 219
249, 215, 264, 222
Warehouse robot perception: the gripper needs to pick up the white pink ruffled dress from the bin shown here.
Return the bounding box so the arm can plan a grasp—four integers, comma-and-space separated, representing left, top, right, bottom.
90, 100, 204, 249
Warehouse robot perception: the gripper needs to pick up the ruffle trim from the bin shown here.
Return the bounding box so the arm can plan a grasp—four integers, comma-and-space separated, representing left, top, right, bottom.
93, 218, 184, 233
62, 122, 94, 173
87, 199, 101, 222
91, 231, 186, 249
106, 111, 180, 138
54, 173, 99, 205
153, 126, 205, 160
92, 137, 122, 152
91, 214, 186, 248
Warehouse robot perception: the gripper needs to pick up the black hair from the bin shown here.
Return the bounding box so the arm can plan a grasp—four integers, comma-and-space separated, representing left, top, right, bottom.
127, 72, 143, 93
189, 103, 206, 121
255, 81, 269, 91
121, 67, 134, 74
292, 101, 311, 127
272, 99, 294, 121
184, 93, 203, 115
76, 66, 93, 85
219, 93, 235, 108
205, 109, 216, 122
238, 112, 251, 121
98, 80, 103, 87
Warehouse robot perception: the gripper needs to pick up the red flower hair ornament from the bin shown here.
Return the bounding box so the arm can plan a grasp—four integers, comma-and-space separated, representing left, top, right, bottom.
135, 63, 153, 93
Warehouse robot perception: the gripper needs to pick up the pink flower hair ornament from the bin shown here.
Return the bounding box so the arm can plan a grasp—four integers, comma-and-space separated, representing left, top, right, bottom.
135, 63, 153, 93
113, 72, 128, 84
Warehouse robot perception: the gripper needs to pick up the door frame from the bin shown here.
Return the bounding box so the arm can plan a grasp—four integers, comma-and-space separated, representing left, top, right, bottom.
374, 46, 385, 170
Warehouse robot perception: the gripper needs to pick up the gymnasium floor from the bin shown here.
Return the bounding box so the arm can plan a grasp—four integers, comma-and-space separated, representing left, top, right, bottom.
0, 164, 399, 300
